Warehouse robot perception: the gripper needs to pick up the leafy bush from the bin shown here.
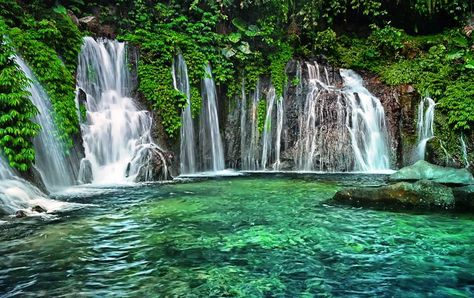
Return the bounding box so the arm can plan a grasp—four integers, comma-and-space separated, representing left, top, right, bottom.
0, 25, 40, 171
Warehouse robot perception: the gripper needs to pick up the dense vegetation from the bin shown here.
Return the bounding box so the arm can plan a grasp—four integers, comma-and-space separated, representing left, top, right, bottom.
0, 0, 82, 169
0, 0, 472, 168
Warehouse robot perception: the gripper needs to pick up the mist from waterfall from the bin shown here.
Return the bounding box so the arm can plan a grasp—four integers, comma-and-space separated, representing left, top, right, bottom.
414, 97, 435, 162
173, 54, 196, 174
0, 155, 72, 216
77, 37, 167, 184
15, 56, 78, 191
198, 64, 225, 172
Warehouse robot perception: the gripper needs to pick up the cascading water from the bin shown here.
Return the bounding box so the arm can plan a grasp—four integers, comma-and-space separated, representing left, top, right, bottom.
292, 62, 390, 172
460, 134, 470, 168
172, 54, 196, 174
294, 63, 353, 171
341, 69, 390, 171
414, 97, 435, 161
241, 81, 261, 170
15, 56, 78, 190
273, 95, 284, 170
198, 64, 225, 172
77, 37, 168, 183
261, 87, 276, 169
0, 156, 72, 216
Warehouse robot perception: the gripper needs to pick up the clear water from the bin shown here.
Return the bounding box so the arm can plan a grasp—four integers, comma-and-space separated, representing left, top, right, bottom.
1, 176, 473, 297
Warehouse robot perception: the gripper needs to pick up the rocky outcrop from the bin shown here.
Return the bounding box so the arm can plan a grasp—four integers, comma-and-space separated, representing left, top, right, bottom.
333, 180, 455, 210
390, 160, 474, 185
126, 145, 173, 182
77, 15, 116, 38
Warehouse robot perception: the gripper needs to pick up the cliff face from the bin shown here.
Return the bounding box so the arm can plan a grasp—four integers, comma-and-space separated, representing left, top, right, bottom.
221, 59, 424, 172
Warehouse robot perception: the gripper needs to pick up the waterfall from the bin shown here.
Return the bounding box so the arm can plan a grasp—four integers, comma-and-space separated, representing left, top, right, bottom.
198, 64, 225, 172
241, 80, 261, 170
77, 37, 168, 184
173, 54, 196, 174
0, 156, 72, 216
460, 134, 470, 168
294, 63, 353, 171
341, 69, 390, 171
261, 87, 276, 169
15, 56, 78, 190
273, 95, 284, 170
414, 97, 435, 161
293, 63, 390, 172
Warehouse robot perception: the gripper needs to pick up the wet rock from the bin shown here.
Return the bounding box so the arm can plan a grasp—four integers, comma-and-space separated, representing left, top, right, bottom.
77, 88, 87, 105
67, 11, 80, 26
15, 210, 27, 218
78, 158, 93, 184
79, 16, 100, 33
390, 160, 474, 185
32, 205, 46, 213
452, 185, 474, 211
333, 180, 455, 210
126, 145, 173, 182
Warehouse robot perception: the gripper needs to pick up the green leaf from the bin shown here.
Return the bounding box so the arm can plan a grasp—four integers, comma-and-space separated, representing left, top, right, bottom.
228, 32, 241, 43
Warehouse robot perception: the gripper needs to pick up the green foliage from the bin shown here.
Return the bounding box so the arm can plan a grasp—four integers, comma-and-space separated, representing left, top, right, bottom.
257, 99, 266, 134
270, 42, 293, 97
1, 1, 82, 150
438, 78, 474, 130
0, 25, 40, 171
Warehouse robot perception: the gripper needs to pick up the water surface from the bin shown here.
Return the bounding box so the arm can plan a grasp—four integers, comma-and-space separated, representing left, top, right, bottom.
1, 176, 473, 297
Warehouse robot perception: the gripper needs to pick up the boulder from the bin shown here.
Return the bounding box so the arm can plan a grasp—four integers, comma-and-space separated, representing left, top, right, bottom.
333, 180, 455, 210
78, 158, 93, 184
15, 210, 27, 218
452, 185, 474, 211
79, 16, 100, 33
126, 144, 173, 182
390, 160, 474, 185
32, 205, 46, 213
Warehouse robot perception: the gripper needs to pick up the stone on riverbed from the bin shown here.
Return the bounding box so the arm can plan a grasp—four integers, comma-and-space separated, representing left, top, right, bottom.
333, 180, 455, 210
390, 160, 474, 185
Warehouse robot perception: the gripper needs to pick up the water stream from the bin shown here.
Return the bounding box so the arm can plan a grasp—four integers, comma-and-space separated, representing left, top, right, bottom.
172, 54, 196, 174
76, 37, 167, 184
414, 97, 436, 162
15, 56, 78, 190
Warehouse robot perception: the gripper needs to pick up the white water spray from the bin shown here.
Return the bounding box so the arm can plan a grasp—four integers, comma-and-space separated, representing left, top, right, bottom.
341, 69, 390, 171
76, 37, 168, 184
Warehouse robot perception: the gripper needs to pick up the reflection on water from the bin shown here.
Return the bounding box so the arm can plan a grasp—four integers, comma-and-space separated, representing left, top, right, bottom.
1, 177, 473, 297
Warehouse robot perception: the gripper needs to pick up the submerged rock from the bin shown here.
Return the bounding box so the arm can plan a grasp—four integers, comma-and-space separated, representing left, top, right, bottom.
333, 180, 455, 210
390, 160, 474, 185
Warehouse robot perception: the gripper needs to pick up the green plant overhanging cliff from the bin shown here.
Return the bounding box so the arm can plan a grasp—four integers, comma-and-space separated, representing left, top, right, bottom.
0, 23, 40, 171
0, 0, 473, 168
0, 0, 83, 169
0, 2, 82, 136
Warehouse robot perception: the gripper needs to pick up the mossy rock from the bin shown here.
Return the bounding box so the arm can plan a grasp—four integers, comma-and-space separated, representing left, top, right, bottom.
390, 160, 474, 185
